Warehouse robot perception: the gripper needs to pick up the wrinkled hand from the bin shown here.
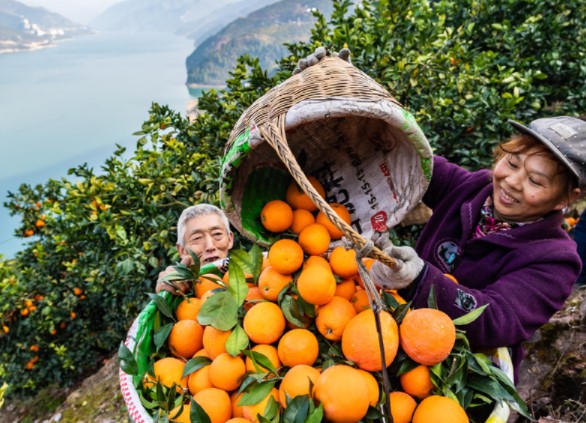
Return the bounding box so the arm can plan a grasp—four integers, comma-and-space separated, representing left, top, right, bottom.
292, 46, 352, 75
369, 241, 425, 290
155, 255, 192, 295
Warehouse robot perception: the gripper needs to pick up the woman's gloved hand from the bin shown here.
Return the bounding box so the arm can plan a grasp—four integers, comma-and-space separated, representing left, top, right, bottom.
292, 46, 352, 75
369, 232, 425, 290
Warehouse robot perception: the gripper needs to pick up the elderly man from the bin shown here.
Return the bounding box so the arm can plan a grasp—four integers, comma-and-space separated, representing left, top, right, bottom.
156, 203, 233, 294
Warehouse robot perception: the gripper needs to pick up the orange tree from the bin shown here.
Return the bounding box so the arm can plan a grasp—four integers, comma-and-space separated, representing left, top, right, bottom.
1, 0, 585, 398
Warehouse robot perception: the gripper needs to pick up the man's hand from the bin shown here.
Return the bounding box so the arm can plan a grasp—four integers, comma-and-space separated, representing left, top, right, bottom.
292, 46, 352, 75
369, 237, 425, 290
155, 256, 192, 295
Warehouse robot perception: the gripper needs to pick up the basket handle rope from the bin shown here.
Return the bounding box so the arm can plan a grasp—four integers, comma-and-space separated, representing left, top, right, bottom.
257, 114, 399, 270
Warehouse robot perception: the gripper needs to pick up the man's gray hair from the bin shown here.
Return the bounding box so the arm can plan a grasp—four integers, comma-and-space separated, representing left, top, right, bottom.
177, 204, 232, 247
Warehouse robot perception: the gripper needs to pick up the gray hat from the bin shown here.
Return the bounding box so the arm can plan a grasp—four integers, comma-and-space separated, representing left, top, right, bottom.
509, 116, 586, 189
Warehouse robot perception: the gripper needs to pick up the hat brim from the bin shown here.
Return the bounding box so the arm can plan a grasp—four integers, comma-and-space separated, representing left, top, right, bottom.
508, 119, 582, 184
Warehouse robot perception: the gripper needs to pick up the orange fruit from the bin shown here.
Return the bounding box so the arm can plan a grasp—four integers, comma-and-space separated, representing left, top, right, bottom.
187, 363, 213, 395
303, 255, 331, 271
268, 239, 304, 274
412, 395, 469, 423
389, 391, 418, 423
202, 325, 232, 359
169, 402, 192, 423
175, 297, 202, 321
193, 387, 232, 423
278, 364, 321, 407
149, 357, 188, 392
329, 246, 359, 278
290, 209, 316, 234
341, 309, 399, 371
243, 301, 286, 344
357, 368, 380, 406
354, 257, 376, 288
260, 200, 294, 233
315, 296, 357, 341
298, 223, 331, 256
350, 289, 371, 313
400, 364, 435, 399
168, 320, 204, 359
313, 364, 370, 423
285, 176, 326, 212
244, 286, 264, 311
258, 266, 292, 301
277, 328, 319, 367
334, 278, 357, 301
242, 387, 279, 423
195, 274, 223, 299
208, 352, 246, 391
245, 344, 281, 375
400, 308, 456, 366
226, 419, 252, 423
193, 348, 209, 358
297, 265, 336, 306
231, 391, 246, 418
315, 203, 351, 240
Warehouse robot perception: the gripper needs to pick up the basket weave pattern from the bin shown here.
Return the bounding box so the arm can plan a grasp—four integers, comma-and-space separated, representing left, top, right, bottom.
222, 57, 433, 268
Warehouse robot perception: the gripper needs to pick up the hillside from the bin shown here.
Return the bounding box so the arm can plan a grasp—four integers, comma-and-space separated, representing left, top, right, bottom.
185, 0, 333, 86
0, 0, 91, 53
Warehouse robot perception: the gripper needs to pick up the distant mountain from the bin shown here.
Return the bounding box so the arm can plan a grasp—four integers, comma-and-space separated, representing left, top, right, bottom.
0, 0, 91, 53
185, 0, 333, 86
90, 0, 259, 41
175, 0, 280, 44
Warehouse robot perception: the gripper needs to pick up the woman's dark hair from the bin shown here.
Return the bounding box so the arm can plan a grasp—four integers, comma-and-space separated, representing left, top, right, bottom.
493, 134, 580, 202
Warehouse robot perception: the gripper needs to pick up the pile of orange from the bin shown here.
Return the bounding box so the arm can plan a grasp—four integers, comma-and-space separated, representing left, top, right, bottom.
140, 177, 470, 423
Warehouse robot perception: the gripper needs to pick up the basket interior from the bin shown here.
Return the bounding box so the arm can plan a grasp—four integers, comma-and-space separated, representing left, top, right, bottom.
221, 105, 432, 247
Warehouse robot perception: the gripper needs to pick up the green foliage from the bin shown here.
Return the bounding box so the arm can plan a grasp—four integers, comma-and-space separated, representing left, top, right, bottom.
1, 0, 585, 400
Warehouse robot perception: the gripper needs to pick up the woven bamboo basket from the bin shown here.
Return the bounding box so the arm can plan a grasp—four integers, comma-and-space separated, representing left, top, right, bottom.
220, 57, 434, 268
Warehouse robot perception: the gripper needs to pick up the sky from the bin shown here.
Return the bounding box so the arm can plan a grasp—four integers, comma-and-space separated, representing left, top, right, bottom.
19, 0, 122, 25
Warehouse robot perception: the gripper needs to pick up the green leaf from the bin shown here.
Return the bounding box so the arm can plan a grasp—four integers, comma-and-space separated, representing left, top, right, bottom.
305, 403, 324, 423
242, 348, 278, 375
153, 323, 173, 352
182, 356, 211, 378
187, 248, 201, 276
239, 380, 277, 406
282, 395, 310, 423
147, 293, 175, 320
229, 248, 258, 276
227, 259, 249, 307
190, 397, 212, 423
117, 342, 138, 375
452, 304, 488, 326
280, 294, 313, 328
197, 290, 238, 330
226, 324, 249, 356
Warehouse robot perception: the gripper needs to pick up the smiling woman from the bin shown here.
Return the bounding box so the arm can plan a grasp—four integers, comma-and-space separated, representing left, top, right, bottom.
370, 115, 586, 390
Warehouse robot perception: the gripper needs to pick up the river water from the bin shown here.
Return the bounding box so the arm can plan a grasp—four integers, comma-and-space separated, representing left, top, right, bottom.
0, 31, 205, 258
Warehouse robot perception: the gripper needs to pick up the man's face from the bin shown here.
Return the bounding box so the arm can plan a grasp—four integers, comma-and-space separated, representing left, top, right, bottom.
178, 213, 233, 264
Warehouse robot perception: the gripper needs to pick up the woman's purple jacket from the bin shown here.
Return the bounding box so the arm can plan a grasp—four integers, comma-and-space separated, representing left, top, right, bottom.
405, 156, 579, 382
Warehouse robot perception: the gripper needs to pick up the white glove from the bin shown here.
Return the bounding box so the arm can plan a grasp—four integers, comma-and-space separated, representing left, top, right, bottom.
292, 46, 351, 75
369, 237, 425, 290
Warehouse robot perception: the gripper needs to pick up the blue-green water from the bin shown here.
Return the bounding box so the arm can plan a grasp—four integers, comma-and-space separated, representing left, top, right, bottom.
0, 31, 209, 258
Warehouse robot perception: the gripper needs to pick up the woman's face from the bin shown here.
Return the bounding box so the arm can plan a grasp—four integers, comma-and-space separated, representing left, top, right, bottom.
492, 147, 569, 222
